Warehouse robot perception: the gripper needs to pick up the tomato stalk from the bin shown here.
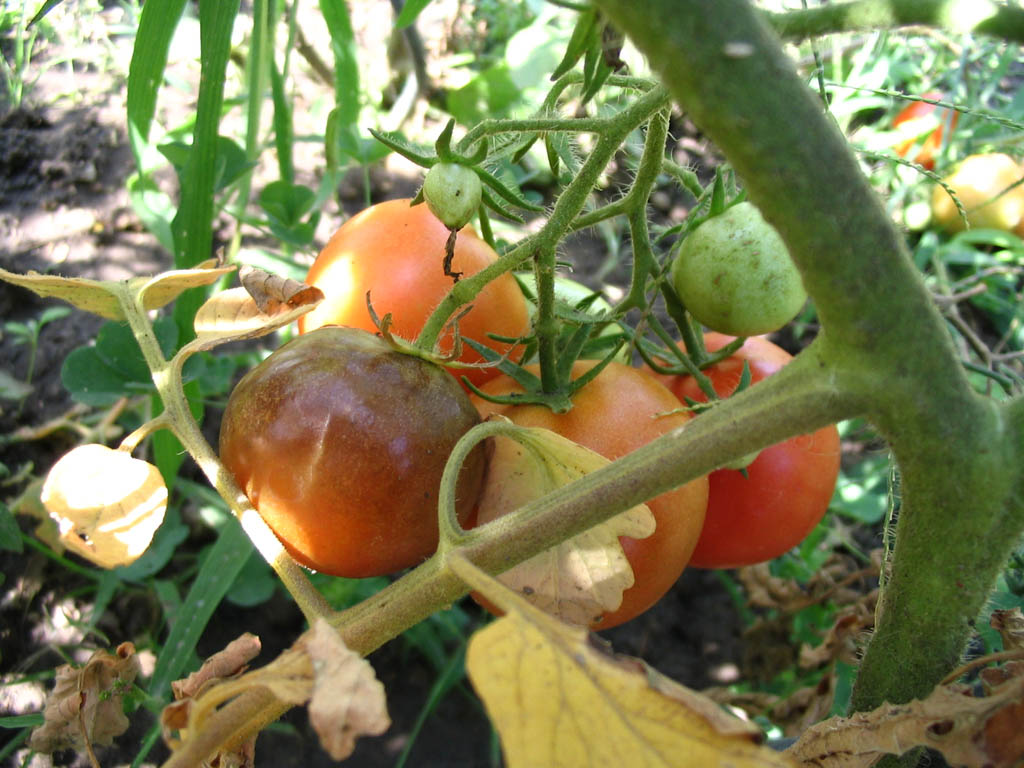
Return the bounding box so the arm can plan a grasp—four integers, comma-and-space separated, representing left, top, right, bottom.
115, 287, 332, 625
415, 85, 671, 385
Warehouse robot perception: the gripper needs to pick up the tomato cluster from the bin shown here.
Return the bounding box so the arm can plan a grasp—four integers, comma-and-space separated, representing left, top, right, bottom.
219, 198, 841, 629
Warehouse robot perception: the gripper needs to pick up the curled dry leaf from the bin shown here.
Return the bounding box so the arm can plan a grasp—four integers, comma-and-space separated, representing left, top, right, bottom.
991, 607, 1024, 651
298, 619, 391, 760
41, 444, 167, 568
188, 286, 324, 353
29, 642, 140, 754
798, 593, 877, 669
474, 424, 655, 626
466, 603, 794, 768
239, 265, 322, 313
162, 621, 388, 766
136, 258, 236, 312
162, 633, 262, 768
788, 670, 1024, 768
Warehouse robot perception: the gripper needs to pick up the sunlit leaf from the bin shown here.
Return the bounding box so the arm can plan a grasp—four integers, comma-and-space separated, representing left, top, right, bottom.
41, 445, 167, 569
467, 604, 792, 768
186, 285, 322, 353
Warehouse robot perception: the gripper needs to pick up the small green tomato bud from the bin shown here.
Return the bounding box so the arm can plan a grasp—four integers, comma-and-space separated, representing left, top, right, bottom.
423, 163, 483, 230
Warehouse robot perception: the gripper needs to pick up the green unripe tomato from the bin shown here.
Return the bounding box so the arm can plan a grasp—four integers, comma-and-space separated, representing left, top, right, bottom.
423, 162, 483, 229
670, 202, 807, 336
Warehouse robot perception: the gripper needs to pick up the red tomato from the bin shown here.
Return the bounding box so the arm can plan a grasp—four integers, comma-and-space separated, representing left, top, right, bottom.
471, 361, 709, 629
653, 333, 841, 568
892, 92, 958, 170
298, 199, 530, 388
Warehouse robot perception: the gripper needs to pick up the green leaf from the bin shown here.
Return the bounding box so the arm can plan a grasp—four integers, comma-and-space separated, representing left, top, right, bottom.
148, 514, 253, 700
60, 318, 178, 406
0, 500, 23, 554
550, 7, 597, 81
320, 0, 359, 126
259, 181, 316, 227
225, 552, 277, 607
395, 0, 432, 29
126, 0, 189, 165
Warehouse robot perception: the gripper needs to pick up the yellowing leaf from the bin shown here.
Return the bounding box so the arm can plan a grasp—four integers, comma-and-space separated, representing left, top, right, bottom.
41, 444, 167, 568
137, 259, 236, 312
187, 286, 323, 353
29, 642, 140, 754
0, 267, 124, 319
466, 606, 794, 768
475, 425, 655, 626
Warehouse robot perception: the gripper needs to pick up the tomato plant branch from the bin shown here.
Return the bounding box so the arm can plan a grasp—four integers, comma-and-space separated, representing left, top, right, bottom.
416, 85, 670, 355
764, 0, 1024, 44
594, 0, 1024, 729
115, 290, 332, 625
161, 344, 858, 768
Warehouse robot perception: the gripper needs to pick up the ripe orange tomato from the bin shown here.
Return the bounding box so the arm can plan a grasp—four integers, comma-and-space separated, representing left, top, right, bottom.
471, 361, 709, 629
652, 333, 841, 568
298, 199, 530, 388
892, 92, 958, 170
219, 327, 486, 577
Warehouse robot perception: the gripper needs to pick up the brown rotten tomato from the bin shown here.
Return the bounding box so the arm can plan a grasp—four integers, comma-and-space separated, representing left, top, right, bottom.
297, 199, 530, 388
219, 327, 485, 577
652, 333, 841, 568
471, 361, 709, 629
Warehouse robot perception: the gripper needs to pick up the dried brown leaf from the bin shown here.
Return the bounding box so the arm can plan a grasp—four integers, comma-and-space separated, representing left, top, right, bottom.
991, 608, 1024, 651
29, 642, 140, 753
41, 444, 167, 568
788, 673, 1024, 768
299, 619, 391, 761
188, 286, 323, 353
171, 633, 261, 701
798, 595, 876, 669
239, 265, 321, 313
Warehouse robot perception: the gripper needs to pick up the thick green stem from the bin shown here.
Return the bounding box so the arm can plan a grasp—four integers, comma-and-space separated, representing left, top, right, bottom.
595, 0, 1024, 719
765, 0, 1024, 43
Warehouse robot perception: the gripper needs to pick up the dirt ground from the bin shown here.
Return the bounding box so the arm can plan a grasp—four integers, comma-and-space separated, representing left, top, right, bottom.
0, 4, 798, 767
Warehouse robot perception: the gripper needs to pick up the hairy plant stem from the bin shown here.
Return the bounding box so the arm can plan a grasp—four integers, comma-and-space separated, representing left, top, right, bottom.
116, 286, 331, 625
416, 84, 669, 358
595, 0, 1024, 742
764, 0, 1024, 43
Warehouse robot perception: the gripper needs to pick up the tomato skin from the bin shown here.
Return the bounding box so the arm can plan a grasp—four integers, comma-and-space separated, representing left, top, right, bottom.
929, 153, 1024, 234
219, 327, 486, 578
423, 163, 482, 229
892, 92, 957, 170
471, 361, 709, 629
670, 202, 807, 337
653, 333, 840, 568
297, 199, 530, 388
